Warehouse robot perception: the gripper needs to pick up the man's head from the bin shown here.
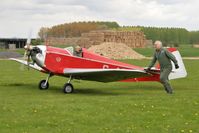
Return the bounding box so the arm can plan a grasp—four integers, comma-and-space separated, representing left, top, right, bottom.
75, 45, 81, 52
154, 40, 162, 50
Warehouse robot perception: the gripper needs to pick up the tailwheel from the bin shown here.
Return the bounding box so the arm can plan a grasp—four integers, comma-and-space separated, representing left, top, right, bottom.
63, 83, 74, 93
39, 80, 49, 90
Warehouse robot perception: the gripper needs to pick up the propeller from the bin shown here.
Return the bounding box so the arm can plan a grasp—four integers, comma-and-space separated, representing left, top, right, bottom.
20, 32, 33, 70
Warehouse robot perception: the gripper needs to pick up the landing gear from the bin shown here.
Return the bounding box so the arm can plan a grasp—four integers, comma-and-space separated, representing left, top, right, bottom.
38, 73, 53, 90
63, 75, 74, 94
63, 83, 74, 93
38, 73, 74, 93
39, 80, 49, 90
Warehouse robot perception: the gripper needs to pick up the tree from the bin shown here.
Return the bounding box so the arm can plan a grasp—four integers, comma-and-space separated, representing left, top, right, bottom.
38, 27, 49, 40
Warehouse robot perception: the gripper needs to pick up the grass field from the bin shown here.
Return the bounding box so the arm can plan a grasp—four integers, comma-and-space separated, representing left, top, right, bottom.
0, 60, 199, 133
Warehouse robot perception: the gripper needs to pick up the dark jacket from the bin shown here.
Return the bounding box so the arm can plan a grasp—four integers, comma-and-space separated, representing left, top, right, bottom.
149, 48, 178, 70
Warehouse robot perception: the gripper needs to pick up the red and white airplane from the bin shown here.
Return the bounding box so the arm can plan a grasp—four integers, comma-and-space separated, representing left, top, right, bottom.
10, 42, 187, 93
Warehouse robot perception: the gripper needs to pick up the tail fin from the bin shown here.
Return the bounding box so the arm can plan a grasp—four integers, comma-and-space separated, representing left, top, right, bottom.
167, 48, 187, 80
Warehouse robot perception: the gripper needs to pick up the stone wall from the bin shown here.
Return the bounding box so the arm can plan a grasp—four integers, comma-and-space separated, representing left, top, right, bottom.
48, 30, 146, 48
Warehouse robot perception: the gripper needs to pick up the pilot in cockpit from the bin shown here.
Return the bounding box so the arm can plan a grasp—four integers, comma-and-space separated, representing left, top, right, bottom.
74, 45, 83, 57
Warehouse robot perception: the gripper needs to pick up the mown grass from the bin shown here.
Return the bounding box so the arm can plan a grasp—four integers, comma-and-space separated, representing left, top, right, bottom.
0, 60, 199, 133
133, 48, 154, 57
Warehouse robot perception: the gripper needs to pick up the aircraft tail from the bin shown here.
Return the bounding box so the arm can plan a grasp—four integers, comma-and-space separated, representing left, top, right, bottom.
167, 48, 187, 80
119, 47, 187, 83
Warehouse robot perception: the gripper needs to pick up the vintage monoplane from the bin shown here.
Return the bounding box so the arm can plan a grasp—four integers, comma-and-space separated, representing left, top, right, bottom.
10, 39, 187, 93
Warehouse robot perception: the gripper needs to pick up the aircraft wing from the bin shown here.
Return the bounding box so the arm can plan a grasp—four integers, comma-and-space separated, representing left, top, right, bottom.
63, 68, 150, 82
10, 58, 43, 71
144, 67, 161, 74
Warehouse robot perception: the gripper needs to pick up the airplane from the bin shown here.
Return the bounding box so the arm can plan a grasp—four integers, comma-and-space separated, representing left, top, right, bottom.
10, 40, 187, 93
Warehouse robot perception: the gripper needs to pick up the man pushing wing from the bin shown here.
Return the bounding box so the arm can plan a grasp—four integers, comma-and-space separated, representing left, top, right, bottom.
146, 40, 179, 94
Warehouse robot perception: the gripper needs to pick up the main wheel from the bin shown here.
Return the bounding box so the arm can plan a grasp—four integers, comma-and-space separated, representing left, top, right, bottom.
63, 83, 74, 93
39, 80, 49, 90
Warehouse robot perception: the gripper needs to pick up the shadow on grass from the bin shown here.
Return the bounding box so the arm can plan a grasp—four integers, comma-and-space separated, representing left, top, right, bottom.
0, 82, 164, 96
73, 83, 164, 96
0, 83, 26, 86
74, 88, 121, 96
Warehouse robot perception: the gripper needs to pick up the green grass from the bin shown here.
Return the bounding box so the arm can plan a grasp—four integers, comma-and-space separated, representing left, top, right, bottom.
177, 47, 199, 57
133, 46, 199, 57
133, 48, 154, 57
0, 60, 199, 133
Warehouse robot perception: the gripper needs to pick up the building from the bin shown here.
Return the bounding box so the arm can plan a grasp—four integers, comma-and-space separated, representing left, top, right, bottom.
0, 38, 31, 49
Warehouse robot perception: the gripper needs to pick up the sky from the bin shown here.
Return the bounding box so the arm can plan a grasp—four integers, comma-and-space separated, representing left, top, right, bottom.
0, 0, 199, 38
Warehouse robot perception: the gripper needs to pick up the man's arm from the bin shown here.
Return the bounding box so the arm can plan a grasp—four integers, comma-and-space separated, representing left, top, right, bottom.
165, 49, 178, 65
165, 49, 179, 69
148, 53, 157, 68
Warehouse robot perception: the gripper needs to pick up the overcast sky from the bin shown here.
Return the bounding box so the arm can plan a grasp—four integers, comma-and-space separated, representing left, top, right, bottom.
0, 0, 199, 38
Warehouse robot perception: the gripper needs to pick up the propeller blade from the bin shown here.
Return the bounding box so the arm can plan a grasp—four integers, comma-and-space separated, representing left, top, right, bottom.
27, 54, 31, 70
27, 30, 32, 44
20, 30, 32, 71
20, 50, 27, 71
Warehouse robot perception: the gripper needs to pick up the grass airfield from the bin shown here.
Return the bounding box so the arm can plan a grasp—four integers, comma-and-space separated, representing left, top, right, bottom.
0, 59, 199, 133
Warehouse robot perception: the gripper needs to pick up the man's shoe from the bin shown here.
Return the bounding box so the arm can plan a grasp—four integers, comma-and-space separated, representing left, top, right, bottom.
167, 91, 173, 94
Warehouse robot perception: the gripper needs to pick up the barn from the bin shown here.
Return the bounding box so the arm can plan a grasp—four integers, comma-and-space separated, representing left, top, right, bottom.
0, 38, 31, 49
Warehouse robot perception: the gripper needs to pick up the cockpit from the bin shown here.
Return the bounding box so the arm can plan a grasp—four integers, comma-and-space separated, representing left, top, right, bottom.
64, 46, 83, 57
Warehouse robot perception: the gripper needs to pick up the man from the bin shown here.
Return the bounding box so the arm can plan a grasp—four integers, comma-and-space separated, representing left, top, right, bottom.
146, 40, 179, 94
74, 45, 83, 57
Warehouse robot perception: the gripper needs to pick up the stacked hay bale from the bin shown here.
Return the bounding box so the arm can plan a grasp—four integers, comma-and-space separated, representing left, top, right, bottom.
77, 38, 92, 48
47, 30, 146, 49
88, 42, 145, 59
78, 31, 105, 48
48, 37, 81, 46
81, 30, 146, 48
103, 31, 146, 48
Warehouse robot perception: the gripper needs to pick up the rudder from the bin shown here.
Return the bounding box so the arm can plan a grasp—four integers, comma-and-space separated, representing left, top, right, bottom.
167, 48, 187, 80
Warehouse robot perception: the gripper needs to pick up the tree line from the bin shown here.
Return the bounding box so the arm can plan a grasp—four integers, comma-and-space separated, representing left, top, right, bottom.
140, 27, 190, 46
38, 21, 199, 46
120, 26, 199, 46
38, 21, 119, 40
